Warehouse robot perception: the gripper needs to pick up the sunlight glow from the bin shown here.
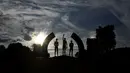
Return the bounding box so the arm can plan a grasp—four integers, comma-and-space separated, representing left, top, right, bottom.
90, 35, 96, 38
33, 32, 47, 46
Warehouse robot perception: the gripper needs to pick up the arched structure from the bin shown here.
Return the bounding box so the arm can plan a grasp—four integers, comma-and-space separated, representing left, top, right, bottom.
71, 33, 86, 58
42, 32, 55, 58
41, 32, 86, 58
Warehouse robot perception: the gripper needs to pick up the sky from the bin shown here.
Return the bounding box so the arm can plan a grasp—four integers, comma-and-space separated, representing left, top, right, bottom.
0, 0, 130, 49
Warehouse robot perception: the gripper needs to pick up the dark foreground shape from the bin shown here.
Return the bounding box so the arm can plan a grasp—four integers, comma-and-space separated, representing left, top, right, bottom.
29, 56, 90, 73
42, 32, 55, 58
71, 33, 86, 58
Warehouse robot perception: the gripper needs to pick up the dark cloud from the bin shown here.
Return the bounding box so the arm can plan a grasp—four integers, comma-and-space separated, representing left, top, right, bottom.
23, 34, 32, 41
0, 33, 11, 43
0, 38, 10, 43
22, 21, 35, 33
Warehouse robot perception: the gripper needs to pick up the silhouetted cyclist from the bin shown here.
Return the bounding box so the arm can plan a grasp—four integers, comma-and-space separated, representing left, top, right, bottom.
69, 40, 74, 56
62, 34, 67, 55
54, 38, 59, 56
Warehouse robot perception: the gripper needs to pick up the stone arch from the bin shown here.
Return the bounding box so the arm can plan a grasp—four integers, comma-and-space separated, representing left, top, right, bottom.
42, 32, 55, 58
71, 33, 86, 57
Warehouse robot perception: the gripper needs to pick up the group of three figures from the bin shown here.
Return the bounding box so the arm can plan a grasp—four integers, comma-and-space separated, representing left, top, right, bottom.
54, 34, 74, 57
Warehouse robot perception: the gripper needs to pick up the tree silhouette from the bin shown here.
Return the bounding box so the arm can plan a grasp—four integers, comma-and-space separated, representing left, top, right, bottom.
6, 43, 33, 59
0, 45, 6, 58
0, 45, 6, 53
96, 25, 116, 54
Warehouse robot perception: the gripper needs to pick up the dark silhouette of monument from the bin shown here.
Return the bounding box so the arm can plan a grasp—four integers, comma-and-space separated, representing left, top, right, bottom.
69, 40, 74, 57
54, 38, 59, 56
87, 38, 99, 61
42, 32, 55, 58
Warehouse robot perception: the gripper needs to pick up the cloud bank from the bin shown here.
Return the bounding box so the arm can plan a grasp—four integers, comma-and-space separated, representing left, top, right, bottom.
0, 0, 130, 48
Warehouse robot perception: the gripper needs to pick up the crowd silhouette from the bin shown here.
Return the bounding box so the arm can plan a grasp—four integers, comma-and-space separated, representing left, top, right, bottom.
53, 36, 74, 57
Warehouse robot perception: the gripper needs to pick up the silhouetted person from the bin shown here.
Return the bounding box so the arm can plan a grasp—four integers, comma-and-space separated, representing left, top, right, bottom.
62, 34, 67, 55
69, 40, 74, 56
54, 38, 59, 56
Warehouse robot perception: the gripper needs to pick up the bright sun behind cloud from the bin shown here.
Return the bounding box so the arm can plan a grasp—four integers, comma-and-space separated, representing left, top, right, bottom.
33, 32, 47, 46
